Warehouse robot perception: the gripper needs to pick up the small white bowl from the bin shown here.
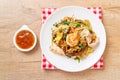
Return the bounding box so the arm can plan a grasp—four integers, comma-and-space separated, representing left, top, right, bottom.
13, 25, 37, 52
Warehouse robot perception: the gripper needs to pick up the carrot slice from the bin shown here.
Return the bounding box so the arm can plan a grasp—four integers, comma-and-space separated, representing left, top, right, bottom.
70, 26, 75, 32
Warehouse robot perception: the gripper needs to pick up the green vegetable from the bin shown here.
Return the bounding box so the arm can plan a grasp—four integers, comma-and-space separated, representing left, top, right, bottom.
59, 20, 81, 27
61, 20, 70, 25
74, 57, 80, 63
63, 34, 67, 41
85, 25, 92, 31
69, 21, 81, 27
79, 44, 84, 49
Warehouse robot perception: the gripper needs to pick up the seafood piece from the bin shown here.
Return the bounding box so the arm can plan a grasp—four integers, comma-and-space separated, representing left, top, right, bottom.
86, 35, 99, 48
66, 31, 80, 47
80, 28, 99, 48
80, 28, 90, 38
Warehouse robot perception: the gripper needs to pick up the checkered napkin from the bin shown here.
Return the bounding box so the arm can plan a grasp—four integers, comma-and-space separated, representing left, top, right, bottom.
41, 7, 103, 69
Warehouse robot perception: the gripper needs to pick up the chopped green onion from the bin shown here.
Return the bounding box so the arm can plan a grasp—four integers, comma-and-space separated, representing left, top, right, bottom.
85, 25, 92, 31
61, 20, 70, 25
69, 21, 81, 27
79, 44, 84, 49
74, 57, 80, 63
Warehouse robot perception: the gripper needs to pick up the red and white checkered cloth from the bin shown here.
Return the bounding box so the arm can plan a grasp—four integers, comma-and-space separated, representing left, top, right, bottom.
41, 7, 103, 69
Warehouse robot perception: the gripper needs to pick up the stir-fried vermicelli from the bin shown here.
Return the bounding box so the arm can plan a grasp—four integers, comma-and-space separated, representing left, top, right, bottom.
50, 16, 99, 62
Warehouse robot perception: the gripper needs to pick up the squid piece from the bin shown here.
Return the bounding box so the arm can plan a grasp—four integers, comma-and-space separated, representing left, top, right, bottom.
80, 28, 99, 48
86, 33, 99, 48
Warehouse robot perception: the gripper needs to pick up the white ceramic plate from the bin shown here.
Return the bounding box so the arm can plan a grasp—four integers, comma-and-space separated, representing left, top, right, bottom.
40, 6, 106, 72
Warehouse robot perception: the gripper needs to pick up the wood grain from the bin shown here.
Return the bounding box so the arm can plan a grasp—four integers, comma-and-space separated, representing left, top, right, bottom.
0, 0, 120, 80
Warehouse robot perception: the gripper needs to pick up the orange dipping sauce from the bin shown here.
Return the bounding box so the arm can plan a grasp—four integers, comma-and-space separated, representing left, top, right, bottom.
16, 30, 34, 49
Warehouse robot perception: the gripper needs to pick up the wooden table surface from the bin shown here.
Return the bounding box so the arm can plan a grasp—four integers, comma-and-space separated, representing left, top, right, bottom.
0, 0, 120, 80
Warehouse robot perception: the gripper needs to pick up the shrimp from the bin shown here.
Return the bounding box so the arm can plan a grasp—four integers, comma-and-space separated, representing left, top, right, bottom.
66, 31, 80, 47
